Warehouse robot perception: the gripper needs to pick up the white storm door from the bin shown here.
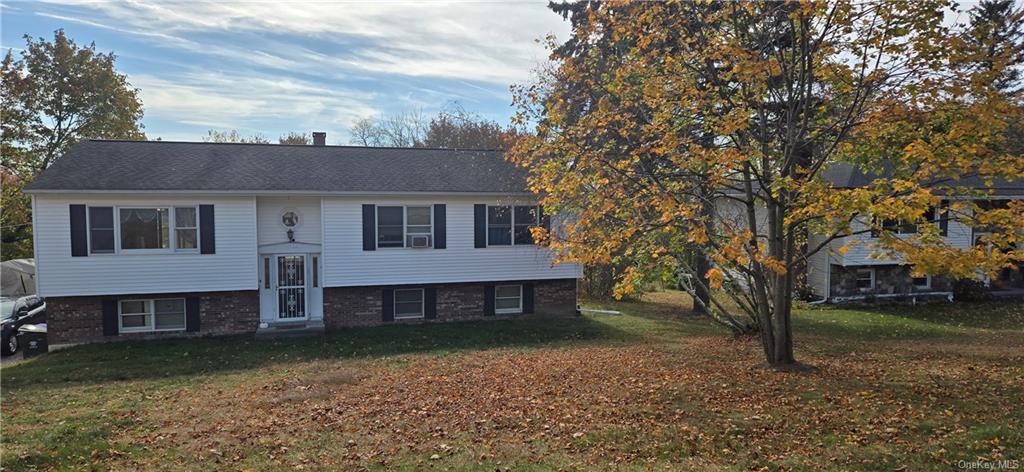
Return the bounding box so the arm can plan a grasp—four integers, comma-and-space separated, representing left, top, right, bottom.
275, 254, 308, 319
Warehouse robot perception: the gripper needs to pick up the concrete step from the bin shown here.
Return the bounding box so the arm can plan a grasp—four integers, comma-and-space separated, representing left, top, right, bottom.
254, 320, 325, 340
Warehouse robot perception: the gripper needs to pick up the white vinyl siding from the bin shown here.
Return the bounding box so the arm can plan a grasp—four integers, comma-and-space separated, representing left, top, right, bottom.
806, 233, 840, 298
322, 196, 581, 287
832, 212, 973, 266
34, 194, 257, 297
256, 197, 321, 246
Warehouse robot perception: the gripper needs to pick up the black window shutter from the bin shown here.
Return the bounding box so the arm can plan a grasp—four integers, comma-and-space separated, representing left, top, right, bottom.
474, 204, 487, 248
382, 289, 394, 322
199, 205, 216, 254
102, 299, 118, 336
185, 296, 201, 332
362, 204, 376, 251
70, 204, 88, 257
424, 288, 437, 319
433, 204, 446, 249
483, 285, 495, 316
939, 200, 949, 236
523, 283, 535, 314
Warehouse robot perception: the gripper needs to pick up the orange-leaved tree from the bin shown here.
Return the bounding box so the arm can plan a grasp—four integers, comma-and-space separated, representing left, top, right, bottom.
509, 0, 1024, 368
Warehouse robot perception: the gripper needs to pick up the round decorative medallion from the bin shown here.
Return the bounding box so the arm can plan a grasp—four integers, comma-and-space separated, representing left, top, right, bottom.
281, 209, 301, 229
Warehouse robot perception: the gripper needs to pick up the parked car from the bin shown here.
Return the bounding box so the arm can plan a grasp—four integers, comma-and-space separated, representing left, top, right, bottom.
1, 295, 46, 356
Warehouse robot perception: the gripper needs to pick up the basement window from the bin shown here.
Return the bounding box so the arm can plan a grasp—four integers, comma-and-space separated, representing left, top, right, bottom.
855, 269, 875, 291
119, 298, 186, 333
394, 289, 424, 319
494, 285, 523, 314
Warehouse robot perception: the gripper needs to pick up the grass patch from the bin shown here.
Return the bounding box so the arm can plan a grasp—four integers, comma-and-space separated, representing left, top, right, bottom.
2, 291, 1022, 471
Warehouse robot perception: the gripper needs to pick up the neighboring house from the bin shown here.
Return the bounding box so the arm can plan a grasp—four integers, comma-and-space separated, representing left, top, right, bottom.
25, 135, 581, 347
807, 164, 1024, 303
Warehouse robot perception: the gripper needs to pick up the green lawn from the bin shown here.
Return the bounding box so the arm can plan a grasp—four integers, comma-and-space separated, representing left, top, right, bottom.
2, 292, 1022, 471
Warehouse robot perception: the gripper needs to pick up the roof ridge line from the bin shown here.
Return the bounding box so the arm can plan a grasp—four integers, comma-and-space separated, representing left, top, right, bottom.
86, 139, 504, 152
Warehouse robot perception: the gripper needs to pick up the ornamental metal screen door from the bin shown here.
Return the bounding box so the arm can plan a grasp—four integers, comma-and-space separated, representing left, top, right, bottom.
276, 255, 307, 319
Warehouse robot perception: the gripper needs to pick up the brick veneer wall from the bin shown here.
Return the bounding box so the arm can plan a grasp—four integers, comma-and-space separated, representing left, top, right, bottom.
323, 278, 578, 328
830, 265, 951, 298
46, 290, 259, 345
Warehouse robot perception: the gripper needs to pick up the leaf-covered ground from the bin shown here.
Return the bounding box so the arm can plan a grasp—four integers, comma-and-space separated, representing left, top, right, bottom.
2, 292, 1022, 471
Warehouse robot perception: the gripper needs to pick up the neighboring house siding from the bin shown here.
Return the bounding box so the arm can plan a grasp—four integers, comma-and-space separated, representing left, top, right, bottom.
34, 194, 258, 297
806, 234, 839, 298
321, 196, 582, 287
835, 214, 973, 266
257, 196, 322, 246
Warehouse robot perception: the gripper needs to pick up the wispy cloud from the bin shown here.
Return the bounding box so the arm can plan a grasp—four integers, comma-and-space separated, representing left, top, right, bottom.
37, 0, 565, 84
8, 1, 568, 141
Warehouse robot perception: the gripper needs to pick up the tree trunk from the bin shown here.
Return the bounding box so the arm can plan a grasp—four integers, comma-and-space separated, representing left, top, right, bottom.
691, 249, 711, 315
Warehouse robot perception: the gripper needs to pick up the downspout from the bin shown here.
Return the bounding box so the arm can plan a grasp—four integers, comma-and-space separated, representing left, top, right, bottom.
808, 261, 831, 305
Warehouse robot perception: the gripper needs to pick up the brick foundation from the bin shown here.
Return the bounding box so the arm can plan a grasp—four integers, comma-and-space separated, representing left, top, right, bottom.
46, 290, 259, 345
47, 279, 579, 344
324, 278, 578, 328
829, 265, 952, 300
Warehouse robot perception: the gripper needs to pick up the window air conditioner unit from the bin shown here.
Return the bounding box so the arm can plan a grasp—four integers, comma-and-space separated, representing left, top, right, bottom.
408, 234, 432, 248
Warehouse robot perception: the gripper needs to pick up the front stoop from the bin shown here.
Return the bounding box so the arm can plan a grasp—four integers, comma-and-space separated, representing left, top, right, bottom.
254, 320, 325, 340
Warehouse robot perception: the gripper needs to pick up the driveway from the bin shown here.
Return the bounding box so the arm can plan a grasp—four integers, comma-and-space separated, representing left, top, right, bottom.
1, 349, 25, 367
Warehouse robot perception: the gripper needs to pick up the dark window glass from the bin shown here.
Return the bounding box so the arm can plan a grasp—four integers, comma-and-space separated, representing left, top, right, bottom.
88, 207, 115, 253
377, 206, 404, 248
120, 208, 170, 249
855, 270, 874, 289
89, 206, 113, 227
312, 257, 319, 288
174, 207, 198, 250
394, 289, 423, 318
514, 205, 538, 245
487, 206, 512, 246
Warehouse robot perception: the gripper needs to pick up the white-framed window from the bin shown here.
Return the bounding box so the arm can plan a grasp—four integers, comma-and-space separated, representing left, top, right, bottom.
377, 206, 432, 248
912, 274, 931, 289
494, 284, 523, 314
394, 288, 424, 319
120, 207, 171, 250
118, 298, 186, 333
87, 206, 200, 254
513, 206, 540, 245
88, 206, 115, 254
874, 206, 941, 237
855, 268, 875, 291
174, 206, 199, 251
487, 205, 541, 246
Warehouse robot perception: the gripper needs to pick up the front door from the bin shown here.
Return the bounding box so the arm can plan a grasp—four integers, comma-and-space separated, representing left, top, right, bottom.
275, 254, 307, 319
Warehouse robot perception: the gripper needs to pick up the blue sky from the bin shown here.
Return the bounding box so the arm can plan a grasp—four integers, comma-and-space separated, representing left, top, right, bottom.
1, 1, 569, 143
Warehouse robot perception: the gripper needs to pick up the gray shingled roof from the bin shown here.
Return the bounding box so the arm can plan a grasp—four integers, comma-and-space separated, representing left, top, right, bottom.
26, 140, 531, 194
823, 162, 1024, 195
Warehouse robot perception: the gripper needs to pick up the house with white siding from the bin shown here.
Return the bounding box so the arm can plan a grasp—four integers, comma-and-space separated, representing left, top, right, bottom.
806, 164, 1024, 303
26, 134, 581, 347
